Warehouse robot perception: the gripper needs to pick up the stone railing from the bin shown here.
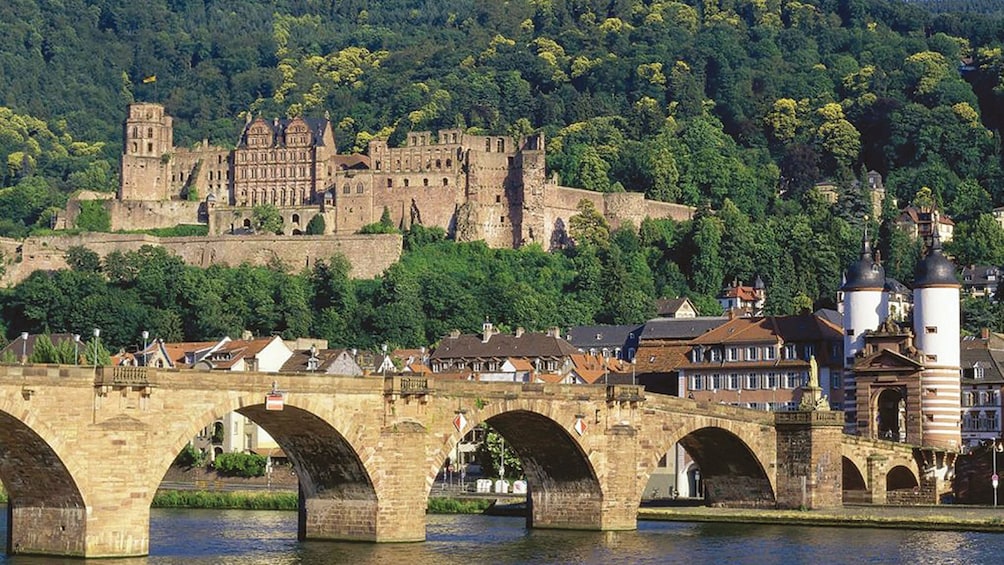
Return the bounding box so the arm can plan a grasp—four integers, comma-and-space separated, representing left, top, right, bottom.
607, 384, 645, 403
384, 376, 432, 397
774, 410, 843, 426
94, 366, 153, 387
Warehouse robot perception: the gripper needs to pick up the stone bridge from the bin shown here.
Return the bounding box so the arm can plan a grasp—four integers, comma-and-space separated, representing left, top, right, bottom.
0, 364, 924, 558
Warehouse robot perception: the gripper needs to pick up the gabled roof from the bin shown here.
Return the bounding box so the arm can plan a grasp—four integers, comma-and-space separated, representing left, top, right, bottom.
689, 314, 841, 347
720, 285, 758, 302
639, 317, 728, 340
961, 332, 1004, 384
280, 348, 359, 374
565, 324, 643, 349
430, 331, 579, 360
239, 116, 330, 148
655, 297, 695, 316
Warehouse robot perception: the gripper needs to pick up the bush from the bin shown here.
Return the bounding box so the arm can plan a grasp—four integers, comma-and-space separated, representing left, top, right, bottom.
213, 452, 267, 477
75, 200, 111, 232
174, 444, 207, 468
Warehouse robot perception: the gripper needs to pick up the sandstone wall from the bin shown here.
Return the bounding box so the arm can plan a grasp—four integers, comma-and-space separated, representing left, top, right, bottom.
108, 200, 204, 231
3, 233, 401, 285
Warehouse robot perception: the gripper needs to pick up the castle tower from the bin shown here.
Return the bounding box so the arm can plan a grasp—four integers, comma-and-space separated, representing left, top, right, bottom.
841, 229, 887, 434
120, 103, 173, 201
912, 231, 962, 450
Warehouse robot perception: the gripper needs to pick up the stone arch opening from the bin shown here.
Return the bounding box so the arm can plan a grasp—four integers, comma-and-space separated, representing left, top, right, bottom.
154, 401, 377, 543
876, 388, 906, 442
842, 456, 868, 503
674, 426, 774, 506
887, 465, 918, 491
0, 410, 86, 555
459, 410, 600, 529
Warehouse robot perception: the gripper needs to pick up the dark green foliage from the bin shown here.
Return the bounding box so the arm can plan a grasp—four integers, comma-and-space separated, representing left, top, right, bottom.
152, 490, 297, 510
359, 207, 398, 234
304, 214, 325, 235
65, 246, 101, 273
213, 452, 267, 478
74, 201, 111, 232
173, 444, 207, 468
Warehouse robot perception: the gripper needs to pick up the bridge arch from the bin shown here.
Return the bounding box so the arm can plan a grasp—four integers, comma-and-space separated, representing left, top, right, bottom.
434, 400, 605, 530
643, 409, 776, 507
842, 456, 868, 502
887, 465, 919, 491
0, 397, 87, 555
152, 391, 384, 542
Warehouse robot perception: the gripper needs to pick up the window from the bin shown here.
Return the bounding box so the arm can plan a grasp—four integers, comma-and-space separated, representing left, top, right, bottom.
783, 344, 797, 360
926, 354, 938, 362
356, 184, 364, 194
783, 372, 801, 389
764, 346, 776, 360
423, 178, 429, 186
804, 344, 814, 359
727, 374, 740, 390
765, 373, 778, 389
832, 372, 843, 389
726, 347, 738, 362
387, 179, 393, 188
710, 349, 722, 362
712, 374, 725, 390
926, 326, 937, 334
343, 184, 350, 195
746, 374, 759, 389
404, 179, 410, 187
690, 375, 704, 391
747, 347, 758, 361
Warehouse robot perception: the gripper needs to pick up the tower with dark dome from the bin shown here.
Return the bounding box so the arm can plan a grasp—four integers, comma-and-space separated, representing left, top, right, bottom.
912, 231, 962, 450
840, 228, 887, 434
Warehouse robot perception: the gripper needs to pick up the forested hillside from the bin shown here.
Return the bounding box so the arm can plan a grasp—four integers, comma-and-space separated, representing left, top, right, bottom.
2, 0, 1004, 347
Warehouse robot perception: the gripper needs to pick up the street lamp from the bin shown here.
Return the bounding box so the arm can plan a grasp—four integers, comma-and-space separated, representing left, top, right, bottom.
92, 328, 101, 371
141, 330, 149, 367
73, 334, 80, 365
20, 331, 28, 364
993, 439, 1003, 507
382, 343, 388, 377
631, 358, 636, 386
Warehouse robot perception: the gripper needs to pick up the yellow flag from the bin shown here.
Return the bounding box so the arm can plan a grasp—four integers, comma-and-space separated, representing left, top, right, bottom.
142, 75, 157, 84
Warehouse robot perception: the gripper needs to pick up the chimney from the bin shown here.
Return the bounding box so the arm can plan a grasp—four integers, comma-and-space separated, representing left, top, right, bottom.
515, 327, 525, 338
482, 320, 494, 343
449, 329, 461, 339
547, 327, 560, 338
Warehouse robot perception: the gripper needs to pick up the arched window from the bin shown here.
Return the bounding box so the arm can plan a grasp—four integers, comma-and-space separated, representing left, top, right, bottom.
356, 184, 364, 194
497, 139, 504, 152
387, 179, 393, 188
343, 184, 351, 195
446, 158, 452, 168
403, 179, 410, 187
443, 178, 449, 186
423, 178, 429, 187
436, 159, 441, 168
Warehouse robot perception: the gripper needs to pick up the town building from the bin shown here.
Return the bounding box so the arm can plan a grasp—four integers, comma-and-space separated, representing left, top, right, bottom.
654, 297, 699, 318
897, 205, 954, 243
564, 324, 643, 361
960, 329, 1004, 449
717, 277, 765, 316
676, 314, 844, 412
961, 265, 1002, 300
429, 322, 579, 381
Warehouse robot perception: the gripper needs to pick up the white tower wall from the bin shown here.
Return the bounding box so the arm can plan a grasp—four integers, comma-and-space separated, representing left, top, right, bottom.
842, 288, 887, 366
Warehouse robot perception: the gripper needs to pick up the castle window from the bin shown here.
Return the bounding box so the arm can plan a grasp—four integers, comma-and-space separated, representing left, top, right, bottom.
443, 178, 449, 186
451, 133, 457, 143
343, 184, 350, 195
396, 160, 401, 170
356, 184, 364, 194
218, 155, 223, 165
132, 142, 138, 153
376, 161, 382, 170
436, 159, 441, 168
147, 142, 153, 153
147, 128, 154, 138
404, 179, 410, 187
500, 216, 505, 223
423, 178, 429, 187
497, 139, 504, 152
446, 158, 452, 168
387, 179, 393, 188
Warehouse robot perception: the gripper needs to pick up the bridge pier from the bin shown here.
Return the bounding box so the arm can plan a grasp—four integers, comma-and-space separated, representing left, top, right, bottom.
6, 503, 150, 558
297, 423, 427, 543
774, 410, 843, 509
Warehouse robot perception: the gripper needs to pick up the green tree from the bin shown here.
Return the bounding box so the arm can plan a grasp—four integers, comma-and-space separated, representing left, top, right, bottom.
305, 214, 326, 235
474, 425, 523, 481
75, 200, 111, 232
252, 204, 283, 235
65, 246, 101, 273
568, 199, 610, 249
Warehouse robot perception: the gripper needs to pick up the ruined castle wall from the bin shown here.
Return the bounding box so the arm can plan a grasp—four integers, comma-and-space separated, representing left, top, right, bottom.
541, 185, 605, 249
171, 143, 231, 201
210, 206, 336, 236
458, 144, 518, 246
107, 200, 204, 232
4, 233, 401, 286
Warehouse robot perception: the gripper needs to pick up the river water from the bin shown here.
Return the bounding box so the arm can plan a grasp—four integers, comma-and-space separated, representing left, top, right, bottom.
3, 509, 1004, 564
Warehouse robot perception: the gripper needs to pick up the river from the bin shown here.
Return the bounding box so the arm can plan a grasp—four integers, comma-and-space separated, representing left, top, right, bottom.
3, 509, 1004, 564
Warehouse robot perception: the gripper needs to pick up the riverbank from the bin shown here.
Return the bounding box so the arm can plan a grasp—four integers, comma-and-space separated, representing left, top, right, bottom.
639, 504, 1004, 532
150, 490, 496, 514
